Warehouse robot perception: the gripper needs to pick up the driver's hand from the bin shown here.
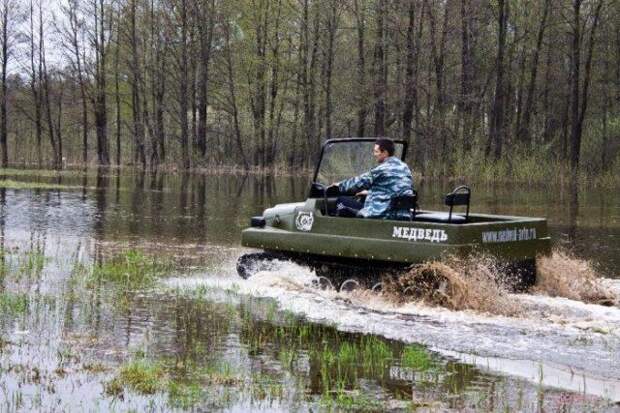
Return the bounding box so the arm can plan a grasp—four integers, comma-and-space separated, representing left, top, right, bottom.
329, 183, 340, 189
355, 190, 369, 197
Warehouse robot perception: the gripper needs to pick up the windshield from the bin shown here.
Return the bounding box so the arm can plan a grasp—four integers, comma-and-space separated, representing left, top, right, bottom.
314, 140, 405, 185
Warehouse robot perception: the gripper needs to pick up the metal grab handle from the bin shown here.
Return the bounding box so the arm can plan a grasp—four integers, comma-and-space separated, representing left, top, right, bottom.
312, 182, 330, 216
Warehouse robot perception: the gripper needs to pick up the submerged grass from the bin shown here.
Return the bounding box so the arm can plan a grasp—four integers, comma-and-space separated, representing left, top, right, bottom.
0, 168, 87, 178
105, 354, 246, 408
88, 250, 172, 291
18, 250, 46, 276
0, 291, 29, 315
167, 381, 205, 409
0, 179, 76, 191
105, 358, 167, 396
321, 391, 386, 412
401, 344, 433, 371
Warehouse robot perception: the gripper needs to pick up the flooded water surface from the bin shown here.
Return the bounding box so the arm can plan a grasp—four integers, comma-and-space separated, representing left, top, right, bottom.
0, 170, 619, 412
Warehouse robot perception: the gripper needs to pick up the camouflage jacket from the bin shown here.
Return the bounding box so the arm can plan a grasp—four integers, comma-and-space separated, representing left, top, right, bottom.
338, 156, 414, 218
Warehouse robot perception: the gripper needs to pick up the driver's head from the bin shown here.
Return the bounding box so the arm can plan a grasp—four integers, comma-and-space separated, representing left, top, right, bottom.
373, 138, 394, 163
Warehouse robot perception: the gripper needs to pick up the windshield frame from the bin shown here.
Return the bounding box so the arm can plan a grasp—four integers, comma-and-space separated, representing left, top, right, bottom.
311, 138, 409, 183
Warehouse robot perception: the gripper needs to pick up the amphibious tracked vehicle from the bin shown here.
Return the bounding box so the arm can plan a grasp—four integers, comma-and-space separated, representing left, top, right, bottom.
238, 138, 550, 290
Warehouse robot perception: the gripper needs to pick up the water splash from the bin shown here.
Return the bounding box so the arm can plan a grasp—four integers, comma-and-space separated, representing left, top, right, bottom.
382, 256, 521, 316
534, 249, 618, 306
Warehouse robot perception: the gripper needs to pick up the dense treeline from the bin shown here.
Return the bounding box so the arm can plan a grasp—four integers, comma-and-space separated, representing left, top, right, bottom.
0, 0, 618, 177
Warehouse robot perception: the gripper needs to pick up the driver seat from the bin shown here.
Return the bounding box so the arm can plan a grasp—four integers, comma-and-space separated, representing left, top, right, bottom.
390, 191, 418, 221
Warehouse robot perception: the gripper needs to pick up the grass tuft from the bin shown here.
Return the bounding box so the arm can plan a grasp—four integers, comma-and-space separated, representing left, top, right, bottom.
105, 359, 167, 396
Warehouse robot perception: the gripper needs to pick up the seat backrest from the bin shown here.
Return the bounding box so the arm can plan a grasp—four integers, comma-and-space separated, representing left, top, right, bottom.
390, 191, 418, 220
444, 185, 471, 221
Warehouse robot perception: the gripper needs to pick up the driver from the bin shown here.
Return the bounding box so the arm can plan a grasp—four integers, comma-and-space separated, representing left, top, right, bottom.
331, 138, 413, 218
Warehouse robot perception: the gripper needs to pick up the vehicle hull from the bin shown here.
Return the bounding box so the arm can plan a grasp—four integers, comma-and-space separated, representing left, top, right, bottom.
241, 199, 551, 266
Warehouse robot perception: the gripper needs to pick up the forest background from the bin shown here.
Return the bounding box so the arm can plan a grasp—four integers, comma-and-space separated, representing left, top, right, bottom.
0, 0, 618, 183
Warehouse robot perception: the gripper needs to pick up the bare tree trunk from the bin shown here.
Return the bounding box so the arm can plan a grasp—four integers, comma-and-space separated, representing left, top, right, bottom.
601, 49, 610, 171
196, 0, 214, 159
179, 0, 190, 169
266, 0, 282, 167
289, 35, 303, 167
519, 0, 550, 147
542, 34, 553, 145
302, 0, 319, 165
150, 0, 165, 166
55, 76, 64, 166
427, 0, 449, 162
224, 21, 248, 169
29, 1, 42, 167
0, 0, 10, 167
324, 1, 337, 139
41, 37, 59, 168
353, 0, 367, 137
568, 0, 602, 171
65, 0, 89, 166
488, 0, 508, 161
459, 0, 473, 153
93, 0, 109, 166
129, 0, 146, 169
402, 1, 418, 147
114, 11, 121, 167
373, 0, 385, 136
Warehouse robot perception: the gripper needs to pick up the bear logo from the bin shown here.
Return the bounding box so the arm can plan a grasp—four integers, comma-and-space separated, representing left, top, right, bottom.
295, 211, 314, 232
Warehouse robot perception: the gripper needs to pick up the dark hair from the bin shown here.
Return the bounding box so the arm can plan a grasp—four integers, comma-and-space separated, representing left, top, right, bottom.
375, 138, 395, 156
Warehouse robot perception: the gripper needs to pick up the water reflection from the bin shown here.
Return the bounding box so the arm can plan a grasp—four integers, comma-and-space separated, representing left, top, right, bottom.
568, 177, 579, 242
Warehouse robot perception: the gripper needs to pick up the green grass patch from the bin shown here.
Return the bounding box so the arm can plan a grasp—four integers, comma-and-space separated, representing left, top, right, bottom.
0, 179, 76, 191
0, 291, 29, 315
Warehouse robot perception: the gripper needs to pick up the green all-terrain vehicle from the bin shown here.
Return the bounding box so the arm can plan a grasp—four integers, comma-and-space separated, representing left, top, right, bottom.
238, 138, 550, 290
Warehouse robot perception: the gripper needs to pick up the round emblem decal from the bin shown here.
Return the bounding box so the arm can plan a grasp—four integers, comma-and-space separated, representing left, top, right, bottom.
295, 211, 314, 232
